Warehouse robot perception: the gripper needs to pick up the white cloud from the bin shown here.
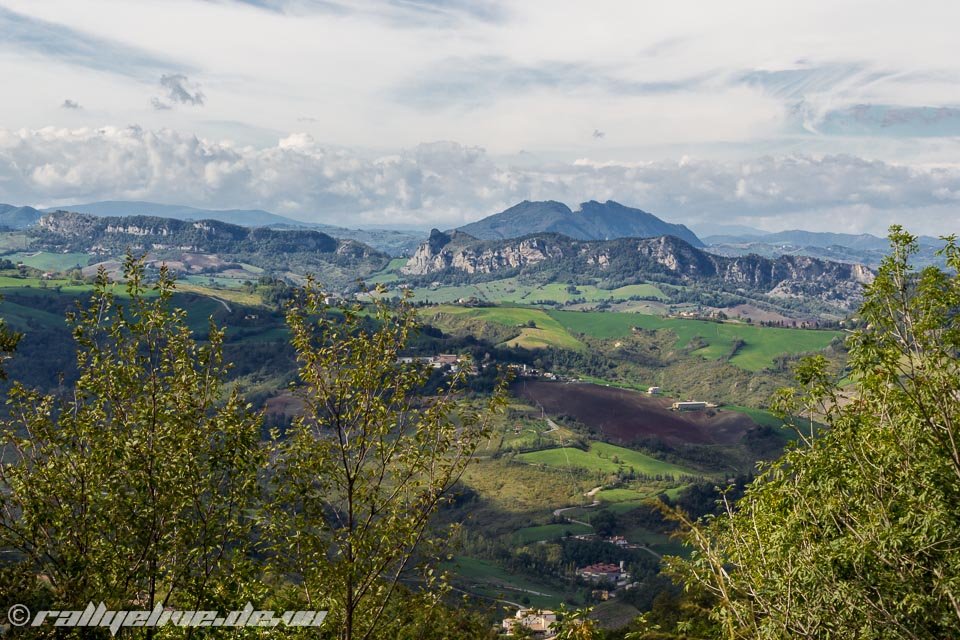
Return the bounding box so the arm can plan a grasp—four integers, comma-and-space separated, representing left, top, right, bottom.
1, 0, 960, 157
1, 126, 958, 235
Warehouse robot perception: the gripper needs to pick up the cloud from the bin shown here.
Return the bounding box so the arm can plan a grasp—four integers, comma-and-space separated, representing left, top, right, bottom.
0, 6, 190, 80
395, 55, 701, 108
157, 74, 205, 107
214, 0, 504, 25
818, 104, 960, 137
1, 126, 959, 235
61, 99, 81, 109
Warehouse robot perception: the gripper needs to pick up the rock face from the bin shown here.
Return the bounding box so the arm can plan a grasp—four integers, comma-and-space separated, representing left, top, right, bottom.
455, 199, 704, 247
403, 231, 875, 308
35, 211, 369, 257
404, 230, 566, 275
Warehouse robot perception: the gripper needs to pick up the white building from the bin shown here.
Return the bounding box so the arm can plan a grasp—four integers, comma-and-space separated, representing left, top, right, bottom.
502, 609, 557, 637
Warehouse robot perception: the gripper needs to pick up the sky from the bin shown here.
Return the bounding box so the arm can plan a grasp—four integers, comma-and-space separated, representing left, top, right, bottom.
0, 0, 958, 235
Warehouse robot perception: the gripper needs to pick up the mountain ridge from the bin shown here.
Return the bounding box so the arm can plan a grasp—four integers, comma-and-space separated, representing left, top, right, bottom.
29, 201, 424, 255
32, 211, 389, 287
403, 229, 873, 309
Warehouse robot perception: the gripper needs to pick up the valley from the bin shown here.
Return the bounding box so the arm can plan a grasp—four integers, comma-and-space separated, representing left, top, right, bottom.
0, 201, 859, 632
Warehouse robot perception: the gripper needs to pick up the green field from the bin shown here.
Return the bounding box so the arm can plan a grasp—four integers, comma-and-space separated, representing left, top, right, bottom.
549, 309, 841, 371
364, 258, 407, 285
0, 279, 96, 297
427, 305, 583, 350
411, 277, 666, 305
180, 275, 249, 288
445, 556, 566, 608
426, 303, 840, 370
512, 523, 593, 544
7, 251, 92, 271
519, 442, 695, 479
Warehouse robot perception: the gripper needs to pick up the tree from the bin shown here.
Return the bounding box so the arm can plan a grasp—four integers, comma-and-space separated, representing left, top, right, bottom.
267, 282, 505, 640
666, 228, 960, 639
0, 256, 264, 621
553, 606, 600, 640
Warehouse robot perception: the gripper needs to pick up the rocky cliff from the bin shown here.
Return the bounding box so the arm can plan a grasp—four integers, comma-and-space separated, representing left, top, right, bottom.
403, 231, 874, 308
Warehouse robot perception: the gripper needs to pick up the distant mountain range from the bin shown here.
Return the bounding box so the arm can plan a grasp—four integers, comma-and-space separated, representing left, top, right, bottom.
403, 229, 873, 309
455, 200, 704, 247
704, 230, 948, 267
0, 204, 43, 229
4, 199, 951, 269
43, 201, 312, 229
0, 201, 425, 255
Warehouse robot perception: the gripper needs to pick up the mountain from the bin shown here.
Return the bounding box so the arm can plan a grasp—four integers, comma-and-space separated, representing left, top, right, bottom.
34, 211, 389, 287
42, 201, 312, 228
0, 204, 43, 229
41, 201, 425, 256
455, 200, 704, 247
704, 229, 948, 268
403, 229, 873, 309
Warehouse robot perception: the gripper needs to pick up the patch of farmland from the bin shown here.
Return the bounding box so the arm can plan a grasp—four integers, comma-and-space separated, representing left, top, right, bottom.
514, 380, 760, 446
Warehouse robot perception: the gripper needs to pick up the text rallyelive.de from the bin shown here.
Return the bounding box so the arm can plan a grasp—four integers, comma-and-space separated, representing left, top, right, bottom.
7, 602, 327, 635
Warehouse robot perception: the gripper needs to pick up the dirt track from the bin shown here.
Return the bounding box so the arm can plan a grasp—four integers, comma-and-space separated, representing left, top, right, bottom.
513, 380, 758, 446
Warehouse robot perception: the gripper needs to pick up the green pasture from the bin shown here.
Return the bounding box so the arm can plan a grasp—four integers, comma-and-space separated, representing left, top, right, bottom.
519, 442, 695, 479
445, 556, 564, 609
428, 305, 583, 350
512, 523, 593, 544
7, 251, 92, 272
549, 309, 840, 371
411, 277, 666, 305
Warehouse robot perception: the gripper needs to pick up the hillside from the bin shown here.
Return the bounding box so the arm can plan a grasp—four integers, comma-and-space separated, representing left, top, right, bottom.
31, 211, 390, 287
705, 229, 948, 267
44, 200, 425, 255
403, 229, 873, 309
456, 200, 703, 247
0, 204, 43, 229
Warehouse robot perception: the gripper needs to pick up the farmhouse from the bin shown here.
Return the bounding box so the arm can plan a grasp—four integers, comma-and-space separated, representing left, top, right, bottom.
577, 561, 628, 585
502, 608, 557, 638
671, 401, 707, 411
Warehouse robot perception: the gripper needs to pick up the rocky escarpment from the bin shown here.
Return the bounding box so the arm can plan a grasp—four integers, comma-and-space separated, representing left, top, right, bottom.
403, 229, 569, 275
32, 211, 390, 288
403, 231, 874, 308
35, 211, 381, 259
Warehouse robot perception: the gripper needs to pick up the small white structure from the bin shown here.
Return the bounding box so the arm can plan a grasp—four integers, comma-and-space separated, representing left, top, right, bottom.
671, 401, 708, 411
647, 386, 661, 395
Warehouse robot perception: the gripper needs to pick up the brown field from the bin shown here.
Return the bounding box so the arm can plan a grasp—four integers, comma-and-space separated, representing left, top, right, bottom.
512, 380, 759, 445
264, 392, 305, 418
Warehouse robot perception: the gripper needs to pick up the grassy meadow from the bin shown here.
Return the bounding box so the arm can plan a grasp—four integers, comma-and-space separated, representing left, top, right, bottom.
518, 442, 696, 479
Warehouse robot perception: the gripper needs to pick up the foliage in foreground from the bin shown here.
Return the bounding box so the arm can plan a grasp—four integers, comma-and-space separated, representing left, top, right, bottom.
267, 280, 505, 640
0, 259, 265, 619
658, 228, 960, 639
0, 257, 503, 639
